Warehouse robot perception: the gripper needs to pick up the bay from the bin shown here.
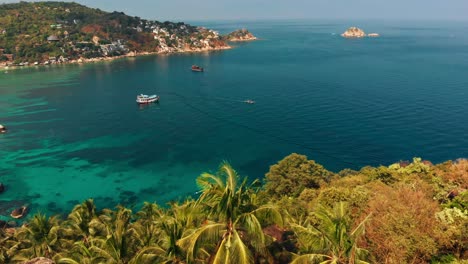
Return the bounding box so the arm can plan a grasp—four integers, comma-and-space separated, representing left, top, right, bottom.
0, 20, 467, 216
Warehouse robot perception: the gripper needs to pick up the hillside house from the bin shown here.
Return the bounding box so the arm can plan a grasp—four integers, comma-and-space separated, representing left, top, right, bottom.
100, 41, 127, 56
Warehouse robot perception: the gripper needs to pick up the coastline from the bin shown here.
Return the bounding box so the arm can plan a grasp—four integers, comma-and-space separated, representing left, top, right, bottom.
0, 45, 232, 72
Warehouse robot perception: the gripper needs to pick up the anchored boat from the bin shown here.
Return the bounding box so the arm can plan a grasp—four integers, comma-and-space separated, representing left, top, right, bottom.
136, 94, 159, 104
11, 205, 28, 219
191, 65, 204, 72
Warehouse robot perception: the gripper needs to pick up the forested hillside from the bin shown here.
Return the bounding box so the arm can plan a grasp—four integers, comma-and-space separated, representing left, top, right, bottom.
0, 1, 233, 64
0, 154, 466, 263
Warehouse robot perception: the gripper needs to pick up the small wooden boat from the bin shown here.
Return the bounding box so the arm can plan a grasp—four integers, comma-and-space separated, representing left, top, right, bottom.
244, 99, 255, 104
191, 65, 204, 72
0, 124, 7, 133
136, 94, 159, 104
11, 206, 28, 219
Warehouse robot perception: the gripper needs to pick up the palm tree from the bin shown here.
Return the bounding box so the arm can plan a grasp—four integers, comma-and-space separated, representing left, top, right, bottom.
156, 216, 186, 263
132, 202, 164, 248
0, 227, 16, 263
178, 162, 283, 264
290, 202, 371, 264
57, 206, 137, 264
10, 213, 62, 262
56, 199, 104, 263
63, 199, 97, 245
131, 201, 201, 264
57, 240, 106, 264
169, 199, 204, 230
131, 202, 173, 263
164, 200, 205, 262
87, 206, 137, 263
84, 205, 165, 264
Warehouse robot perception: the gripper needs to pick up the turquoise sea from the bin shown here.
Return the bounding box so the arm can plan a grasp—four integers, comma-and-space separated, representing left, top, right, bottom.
1, 20, 467, 217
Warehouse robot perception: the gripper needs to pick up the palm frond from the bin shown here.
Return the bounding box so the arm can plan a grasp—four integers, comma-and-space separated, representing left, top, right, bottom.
290, 253, 330, 264
177, 222, 225, 262
231, 230, 254, 264
220, 162, 238, 193
128, 246, 166, 264
350, 213, 371, 239
57, 257, 82, 264
212, 231, 253, 264
251, 205, 284, 227
235, 212, 265, 249
197, 172, 225, 191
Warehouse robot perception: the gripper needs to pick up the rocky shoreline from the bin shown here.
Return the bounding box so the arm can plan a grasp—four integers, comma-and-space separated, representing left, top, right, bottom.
0, 28, 261, 72
1, 45, 232, 72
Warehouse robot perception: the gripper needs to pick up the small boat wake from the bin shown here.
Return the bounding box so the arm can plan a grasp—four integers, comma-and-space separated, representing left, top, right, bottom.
181, 95, 256, 104
157, 92, 255, 106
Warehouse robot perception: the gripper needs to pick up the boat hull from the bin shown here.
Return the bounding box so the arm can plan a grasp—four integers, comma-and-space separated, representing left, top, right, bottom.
136, 95, 159, 104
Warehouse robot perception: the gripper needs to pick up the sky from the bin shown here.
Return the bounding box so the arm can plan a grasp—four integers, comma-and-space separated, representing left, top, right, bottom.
1, 0, 467, 21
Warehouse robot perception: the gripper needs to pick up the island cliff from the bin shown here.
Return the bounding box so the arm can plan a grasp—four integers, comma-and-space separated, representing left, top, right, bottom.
0, 2, 254, 67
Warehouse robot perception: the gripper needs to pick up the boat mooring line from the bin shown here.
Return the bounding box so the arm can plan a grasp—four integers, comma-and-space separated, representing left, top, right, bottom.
160, 91, 383, 168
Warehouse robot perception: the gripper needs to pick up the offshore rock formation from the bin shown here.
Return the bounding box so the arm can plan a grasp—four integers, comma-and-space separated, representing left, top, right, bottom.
341, 27, 380, 38
225, 29, 257, 41
341, 27, 366, 38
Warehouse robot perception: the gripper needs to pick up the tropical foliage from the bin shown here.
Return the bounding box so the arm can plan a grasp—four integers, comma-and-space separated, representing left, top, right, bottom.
0, 154, 467, 263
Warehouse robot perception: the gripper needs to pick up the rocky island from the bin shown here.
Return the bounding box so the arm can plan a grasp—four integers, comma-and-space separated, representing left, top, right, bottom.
0, 2, 256, 68
341, 27, 366, 38
224, 28, 257, 41
341, 27, 379, 38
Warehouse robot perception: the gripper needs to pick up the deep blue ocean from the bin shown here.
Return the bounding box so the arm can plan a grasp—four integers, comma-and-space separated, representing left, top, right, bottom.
1, 20, 467, 217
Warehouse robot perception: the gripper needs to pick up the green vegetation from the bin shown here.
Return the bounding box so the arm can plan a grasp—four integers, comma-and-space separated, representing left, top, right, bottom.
0, 1, 228, 64
0, 154, 467, 263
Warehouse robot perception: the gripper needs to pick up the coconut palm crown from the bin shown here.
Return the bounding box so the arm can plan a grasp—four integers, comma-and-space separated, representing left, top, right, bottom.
178, 162, 284, 264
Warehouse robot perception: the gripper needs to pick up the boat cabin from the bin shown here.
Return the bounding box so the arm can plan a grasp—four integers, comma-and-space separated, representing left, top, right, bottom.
136, 94, 159, 104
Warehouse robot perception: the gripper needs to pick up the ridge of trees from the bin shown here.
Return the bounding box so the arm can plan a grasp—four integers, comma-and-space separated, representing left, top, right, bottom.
1, 154, 467, 263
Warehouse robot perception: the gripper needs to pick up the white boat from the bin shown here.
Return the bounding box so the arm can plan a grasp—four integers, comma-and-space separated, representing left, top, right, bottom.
136, 94, 159, 104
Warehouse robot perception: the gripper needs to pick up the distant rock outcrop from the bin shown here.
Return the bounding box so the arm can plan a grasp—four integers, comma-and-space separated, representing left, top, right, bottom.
341, 27, 380, 38
225, 29, 257, 41
341, 27, 366, 38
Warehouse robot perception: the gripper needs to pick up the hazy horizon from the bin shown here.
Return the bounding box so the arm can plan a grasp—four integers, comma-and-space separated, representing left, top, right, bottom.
1, 0, 468, 22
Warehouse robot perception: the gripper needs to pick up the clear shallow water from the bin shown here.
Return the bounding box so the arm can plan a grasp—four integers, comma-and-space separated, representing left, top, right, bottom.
1, 20, 467, 217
